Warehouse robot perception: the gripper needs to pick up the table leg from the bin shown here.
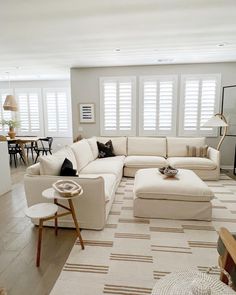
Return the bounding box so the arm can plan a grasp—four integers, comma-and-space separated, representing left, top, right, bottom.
68, 199, 84, 250
36, 219, 43, 267
19, 142, 28, 165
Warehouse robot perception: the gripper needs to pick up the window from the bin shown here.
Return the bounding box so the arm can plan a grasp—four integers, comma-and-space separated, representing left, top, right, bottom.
100, 77, 136, 136
0, 89, 13, 133
179, 74, 221, 136
139, 76, 178, 136
43, 88, 72, 137
15, 89, 43, 136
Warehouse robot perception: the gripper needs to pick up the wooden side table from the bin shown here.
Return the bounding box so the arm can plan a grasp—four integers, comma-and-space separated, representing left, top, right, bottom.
42, 188, 85, 250
25, 188, 85, 267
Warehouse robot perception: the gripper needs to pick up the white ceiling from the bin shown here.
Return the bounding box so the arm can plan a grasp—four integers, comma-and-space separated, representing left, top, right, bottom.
1, 0, 236, 80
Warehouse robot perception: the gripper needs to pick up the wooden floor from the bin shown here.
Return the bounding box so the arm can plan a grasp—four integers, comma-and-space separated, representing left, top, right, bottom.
0, 164, 76, 295
0, 162, 235, 295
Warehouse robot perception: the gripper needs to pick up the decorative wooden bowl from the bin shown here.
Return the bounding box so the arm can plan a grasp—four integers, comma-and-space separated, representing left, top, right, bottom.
52, 180, 82, 198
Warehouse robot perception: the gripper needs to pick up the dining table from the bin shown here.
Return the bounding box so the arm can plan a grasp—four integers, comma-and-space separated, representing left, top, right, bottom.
7, 136, 40, 165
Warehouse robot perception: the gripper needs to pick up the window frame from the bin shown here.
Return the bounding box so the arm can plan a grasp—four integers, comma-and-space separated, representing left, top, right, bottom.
139, 75, 178, 137
179, 74, 221, 137
100, 76, 136, 136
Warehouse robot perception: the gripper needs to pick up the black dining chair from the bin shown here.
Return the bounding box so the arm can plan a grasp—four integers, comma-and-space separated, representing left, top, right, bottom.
8, 141, 26, 168
24, 142, 37, 162
34, 137, 53, 163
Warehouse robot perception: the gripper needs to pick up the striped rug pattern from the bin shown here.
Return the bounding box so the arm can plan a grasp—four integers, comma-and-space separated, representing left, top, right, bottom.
50, 174, 236, 295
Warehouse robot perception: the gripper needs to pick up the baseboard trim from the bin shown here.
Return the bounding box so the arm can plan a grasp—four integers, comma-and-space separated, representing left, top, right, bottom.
221, 165, 233, 170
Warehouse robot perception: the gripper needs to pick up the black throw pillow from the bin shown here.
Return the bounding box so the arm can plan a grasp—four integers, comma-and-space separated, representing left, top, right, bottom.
97, 140, 115, 158
60, 158, 78, 176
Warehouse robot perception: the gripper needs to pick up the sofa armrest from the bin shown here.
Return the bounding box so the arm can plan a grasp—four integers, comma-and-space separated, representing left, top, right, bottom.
24, 174, 106, 230
208, 147, 220, 166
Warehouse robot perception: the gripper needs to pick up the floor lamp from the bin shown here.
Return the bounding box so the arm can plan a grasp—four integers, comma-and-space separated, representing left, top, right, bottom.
202, 113, 228, 151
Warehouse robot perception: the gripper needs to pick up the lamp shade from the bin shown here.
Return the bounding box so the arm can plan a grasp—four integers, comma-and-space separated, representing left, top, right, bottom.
202, 115, 228, 127
3, 95, 18, 111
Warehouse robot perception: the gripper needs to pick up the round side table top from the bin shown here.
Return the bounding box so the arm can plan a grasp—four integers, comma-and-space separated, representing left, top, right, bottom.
25, 203, 58, 219
42, 187, 83, 200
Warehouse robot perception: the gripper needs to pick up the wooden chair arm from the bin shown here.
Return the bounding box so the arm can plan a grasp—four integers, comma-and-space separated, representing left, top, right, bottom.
219, 227, 236, 264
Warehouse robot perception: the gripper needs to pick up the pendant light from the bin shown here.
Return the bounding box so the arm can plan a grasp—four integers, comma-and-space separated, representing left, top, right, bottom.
3, 72, 18, 111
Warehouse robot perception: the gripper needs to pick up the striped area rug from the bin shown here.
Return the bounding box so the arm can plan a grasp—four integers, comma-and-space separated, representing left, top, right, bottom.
50, 174, 236, 295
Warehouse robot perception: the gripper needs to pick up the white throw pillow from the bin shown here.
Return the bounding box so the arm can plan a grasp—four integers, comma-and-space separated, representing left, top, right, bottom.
56, 146, 78, 170
71, 139, 94, 171
39, 146, 78, 176
86, 137, 99, 160
39, 154, 65, 175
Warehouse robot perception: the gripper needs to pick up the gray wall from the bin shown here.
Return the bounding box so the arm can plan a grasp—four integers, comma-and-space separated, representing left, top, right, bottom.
71, 62, 236, 167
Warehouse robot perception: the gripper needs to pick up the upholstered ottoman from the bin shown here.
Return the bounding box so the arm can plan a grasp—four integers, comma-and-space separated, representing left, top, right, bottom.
134, 168, 214, 221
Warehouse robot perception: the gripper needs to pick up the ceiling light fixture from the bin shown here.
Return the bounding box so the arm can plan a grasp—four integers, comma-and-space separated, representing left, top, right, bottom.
216, 42, 228, 47
156, 58, 173, 63
115, 48, 121, 52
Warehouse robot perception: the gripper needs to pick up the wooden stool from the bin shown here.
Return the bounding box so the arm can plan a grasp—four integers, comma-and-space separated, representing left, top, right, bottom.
25, 203, 59, 267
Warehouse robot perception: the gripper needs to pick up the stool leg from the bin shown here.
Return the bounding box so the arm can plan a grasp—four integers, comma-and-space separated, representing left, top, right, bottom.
36, 219, 43, 267
68, 199, 84, 250
55, 212, 58, 236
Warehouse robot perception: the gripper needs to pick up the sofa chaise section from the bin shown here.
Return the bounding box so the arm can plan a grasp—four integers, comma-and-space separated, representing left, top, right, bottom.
167, 137, 220, 180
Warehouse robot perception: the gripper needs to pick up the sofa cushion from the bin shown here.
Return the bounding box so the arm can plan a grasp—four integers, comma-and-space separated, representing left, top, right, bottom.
125, 156, 167, 168
127, 137, 166, 157
96, 137, 127, 155
167, 137, 206, 157
39, 146, 77, 176
134, 168, 214, 202
71, 139, 94, 171
80, 156, 125, 177
87, 137, 99, 159
79, 173, 116, 202
168, 157, 217, 170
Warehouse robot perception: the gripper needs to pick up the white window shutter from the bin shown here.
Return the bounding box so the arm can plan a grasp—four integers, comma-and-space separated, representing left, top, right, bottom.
100, 77, 136, 136
15, 89, 43, 136
159, 81, 174, 131
139, 76, 177, 136
43, 89, 72, 137
143, 81, 157, 131
103, 82, 117, 131
179, 74, 221, 136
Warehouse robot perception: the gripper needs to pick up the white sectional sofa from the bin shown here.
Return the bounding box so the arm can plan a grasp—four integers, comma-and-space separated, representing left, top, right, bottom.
24, 136, 220, 230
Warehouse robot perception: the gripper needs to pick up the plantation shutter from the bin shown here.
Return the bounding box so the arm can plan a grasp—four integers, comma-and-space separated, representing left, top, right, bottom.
179, 75, 221, 136
140, 76, 177, 136
100, 77, 136, 136
43, 89, 72, 137
15, 89, 42, 136
0, 90, 13, 133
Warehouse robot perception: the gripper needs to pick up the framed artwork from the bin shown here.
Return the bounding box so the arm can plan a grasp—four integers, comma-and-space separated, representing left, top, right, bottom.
79, 103, 95, 123
221, 85, 236, 136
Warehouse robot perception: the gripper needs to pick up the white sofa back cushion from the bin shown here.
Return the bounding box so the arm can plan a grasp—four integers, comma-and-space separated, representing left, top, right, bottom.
71, 139, 94, 171
167, 137, 206, 157
128, 137, 166, 157
39, 146, 77, 176
87, 137, 99, 160
96, 137, 127, 156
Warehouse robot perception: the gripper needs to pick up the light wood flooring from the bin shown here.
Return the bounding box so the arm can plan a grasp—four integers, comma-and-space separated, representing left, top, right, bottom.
0, 162, 235, 295
0, 164, 76, 295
